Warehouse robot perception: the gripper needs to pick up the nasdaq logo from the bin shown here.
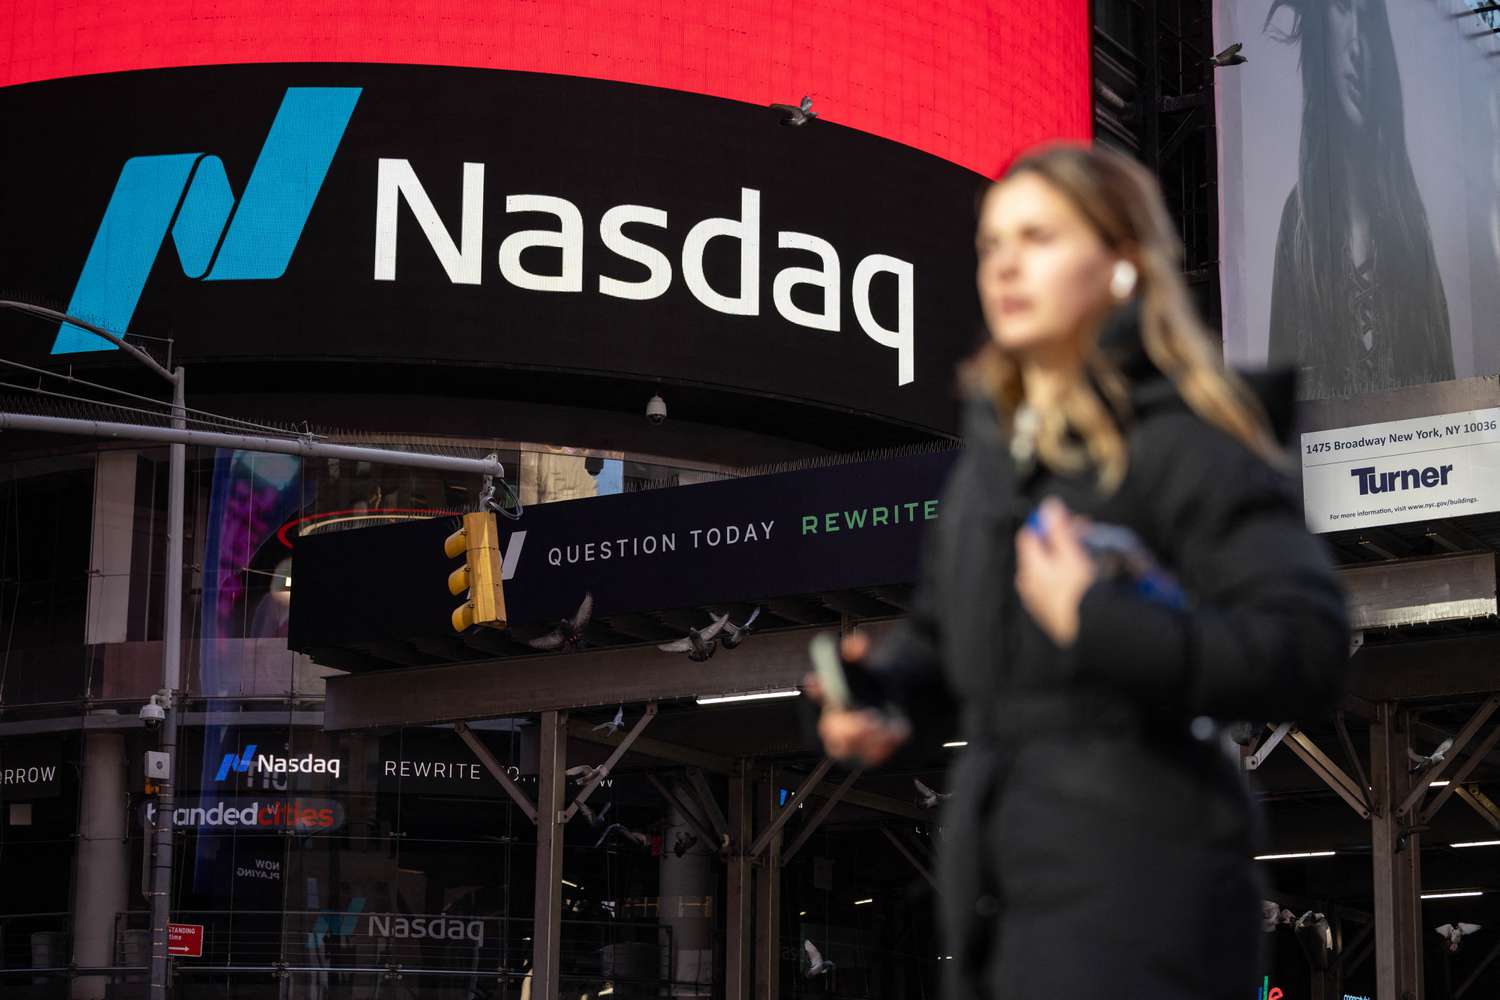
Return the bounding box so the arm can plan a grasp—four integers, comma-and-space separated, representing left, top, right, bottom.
54, 87, 361, 354
214, 744, 258, 782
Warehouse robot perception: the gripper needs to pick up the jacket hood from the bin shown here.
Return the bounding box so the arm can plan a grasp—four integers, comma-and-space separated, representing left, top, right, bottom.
1097, 299, 1298, 446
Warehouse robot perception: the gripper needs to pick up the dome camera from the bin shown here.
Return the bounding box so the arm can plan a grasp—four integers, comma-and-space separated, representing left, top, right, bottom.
139, 692, 168, 728
645, 394, 667, 425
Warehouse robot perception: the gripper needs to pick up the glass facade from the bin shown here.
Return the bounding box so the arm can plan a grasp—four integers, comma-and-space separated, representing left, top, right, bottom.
0, 442, 938, 998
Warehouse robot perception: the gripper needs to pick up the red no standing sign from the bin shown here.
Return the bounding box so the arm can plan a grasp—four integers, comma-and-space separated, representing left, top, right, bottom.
167, 923, 203, 958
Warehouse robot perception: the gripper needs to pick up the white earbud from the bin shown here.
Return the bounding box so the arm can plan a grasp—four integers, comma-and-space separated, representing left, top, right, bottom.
1110, 259, 1139, 301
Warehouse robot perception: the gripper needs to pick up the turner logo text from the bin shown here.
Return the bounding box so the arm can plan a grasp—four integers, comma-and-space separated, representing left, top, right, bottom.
1349, 463, 1454, 496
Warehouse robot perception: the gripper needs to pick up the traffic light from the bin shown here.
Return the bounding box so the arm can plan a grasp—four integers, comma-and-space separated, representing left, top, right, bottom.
444, 512, 509, 632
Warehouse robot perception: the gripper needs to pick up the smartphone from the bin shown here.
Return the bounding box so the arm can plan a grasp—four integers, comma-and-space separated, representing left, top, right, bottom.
809, 634, 853, 710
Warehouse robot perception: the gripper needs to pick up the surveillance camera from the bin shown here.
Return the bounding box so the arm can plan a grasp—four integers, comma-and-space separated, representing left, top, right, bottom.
645, 394, 667, 425
139, 693, 167, 728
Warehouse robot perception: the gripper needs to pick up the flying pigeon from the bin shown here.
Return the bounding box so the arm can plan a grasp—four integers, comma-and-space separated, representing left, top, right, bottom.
1408, 737, 1455, 773
803, 939, 836, 978
566, 764, 608, 787
527, 592, 593, 652
658, 613, 730, 661
913, 779, 951, 810
1261, 900, 1296, 932
1436, 922, 1482, 953
1209, 43, 1247, 67
595, 822, 652, 850
594, 705, 626, 736
770, 95, 818, 126
576, 800, 612, 829
1295, 911, 1333, 953
720, 607, 762, 650
673, 831, 699, 858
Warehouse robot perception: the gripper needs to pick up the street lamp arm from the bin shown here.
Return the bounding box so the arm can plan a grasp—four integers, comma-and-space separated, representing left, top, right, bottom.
0, 299, 178, 386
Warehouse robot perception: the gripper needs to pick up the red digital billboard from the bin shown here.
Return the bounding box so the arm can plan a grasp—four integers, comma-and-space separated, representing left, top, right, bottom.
0, 0, 1090, 176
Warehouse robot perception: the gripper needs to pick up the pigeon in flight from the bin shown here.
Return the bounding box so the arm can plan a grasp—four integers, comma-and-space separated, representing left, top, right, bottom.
913, 779, 951, 810
770, 95, 818, 126
803, 939, 836, 978
595, 822, 652, 850
1260, 900, 1296, 932
576, 800, 612, 829
1436, 922, 1482, 953
1209, 43, 1247, 67
658, 613, 730, 661
566, 764, 608, 787
1408, 736, 1454, 773
719, 607, 761, 650
672, 831, 699, 858
527, 592, 593, 652
594, 705, 626, 736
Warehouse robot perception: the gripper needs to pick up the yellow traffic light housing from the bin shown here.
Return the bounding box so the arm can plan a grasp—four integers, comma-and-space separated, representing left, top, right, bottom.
445, 512, 508, 632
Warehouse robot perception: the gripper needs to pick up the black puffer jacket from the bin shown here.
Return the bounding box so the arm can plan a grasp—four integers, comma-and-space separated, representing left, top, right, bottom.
872, 312, 1349, 998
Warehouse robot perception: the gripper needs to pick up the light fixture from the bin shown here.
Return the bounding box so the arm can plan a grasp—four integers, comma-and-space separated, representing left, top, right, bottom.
561, 879, 580, 889
1422, 890, 1484, 900
696, 689, 800, 705
942, 740, 968, 749
853, 897, 873, 906
1254, 851, 1336, 861
1451, 840, 1500, 848
1430, 780, 1450, 787
799, 911, 808, 917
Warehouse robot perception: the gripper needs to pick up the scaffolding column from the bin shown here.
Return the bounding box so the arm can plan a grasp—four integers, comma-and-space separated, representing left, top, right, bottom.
1371, 702, 1424, 999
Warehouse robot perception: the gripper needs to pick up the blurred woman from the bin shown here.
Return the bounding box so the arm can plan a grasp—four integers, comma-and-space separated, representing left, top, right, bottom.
810, 145, 1348, 997
1267, 0, 1453, 397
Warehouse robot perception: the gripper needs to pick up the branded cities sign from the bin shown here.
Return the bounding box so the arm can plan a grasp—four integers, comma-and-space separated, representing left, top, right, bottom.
1301, 408, 1500, 532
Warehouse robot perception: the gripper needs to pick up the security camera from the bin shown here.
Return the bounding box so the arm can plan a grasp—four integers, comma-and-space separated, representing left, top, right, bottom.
139, 693, 167, 728
645, 394, 667, 425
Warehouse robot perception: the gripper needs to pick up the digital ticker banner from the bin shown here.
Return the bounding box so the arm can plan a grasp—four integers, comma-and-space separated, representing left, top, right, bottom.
289, 449, 957, 663
0, 64, 991, 433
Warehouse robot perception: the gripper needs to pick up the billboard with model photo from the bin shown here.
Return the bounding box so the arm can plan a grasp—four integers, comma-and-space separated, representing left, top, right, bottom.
1215, 0, 1500, 400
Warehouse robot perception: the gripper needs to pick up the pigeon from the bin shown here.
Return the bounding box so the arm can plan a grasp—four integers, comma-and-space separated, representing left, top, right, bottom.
1261, 900, 1296, 932
914, 779, 951, 810
1436, 922, 1482, 953
803, 939, 836, 978
718, 832, 733, 860
673, 831, 699, 858
658, 613, 731, 661
566, 764, 608, 787
1408, 736, 1454, 772
594, 705, 625, 736
1209, 43, 1247, 67
1294, 911, 1333, 953
527, 592, 593, 652
576, 800, 612, 829
719, 607, 761, 650
595, 822, 652, 850
770, 95, 818, 126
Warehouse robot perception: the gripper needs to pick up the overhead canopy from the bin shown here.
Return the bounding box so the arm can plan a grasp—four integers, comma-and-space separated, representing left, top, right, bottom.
289, 449, 956, 671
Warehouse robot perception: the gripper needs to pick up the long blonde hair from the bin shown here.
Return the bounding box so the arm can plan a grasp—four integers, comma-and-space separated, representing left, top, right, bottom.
967, 144, 1283, 490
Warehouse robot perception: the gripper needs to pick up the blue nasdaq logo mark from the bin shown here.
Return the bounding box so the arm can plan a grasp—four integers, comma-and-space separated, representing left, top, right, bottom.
214, 744, 258, 782
54, 87, 361, 354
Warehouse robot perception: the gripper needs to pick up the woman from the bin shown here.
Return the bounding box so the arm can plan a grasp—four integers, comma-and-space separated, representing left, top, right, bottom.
1266, 0, 1453, 398
810, 145, 1348, 997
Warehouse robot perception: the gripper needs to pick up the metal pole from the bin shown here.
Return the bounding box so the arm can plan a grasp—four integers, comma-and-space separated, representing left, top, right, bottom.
0, 412, 506, 479
148, 368, 186, 1000
533, 711, 565, 999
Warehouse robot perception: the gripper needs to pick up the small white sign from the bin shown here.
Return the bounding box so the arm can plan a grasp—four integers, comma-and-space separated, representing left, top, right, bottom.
1301, 408, 1500, 533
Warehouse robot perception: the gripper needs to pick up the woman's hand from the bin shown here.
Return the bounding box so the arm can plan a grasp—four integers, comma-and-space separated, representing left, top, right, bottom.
1014, 497, 1098, 647
803, 633, 911, 767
